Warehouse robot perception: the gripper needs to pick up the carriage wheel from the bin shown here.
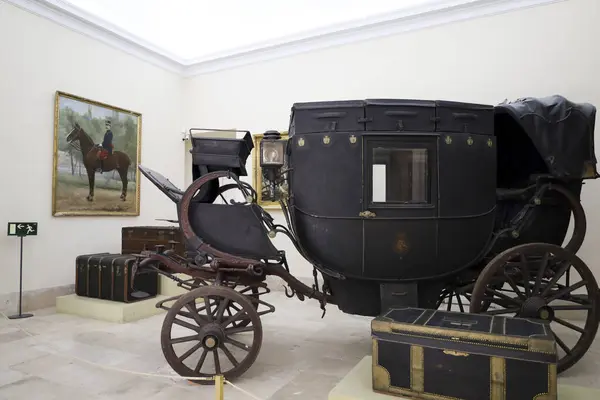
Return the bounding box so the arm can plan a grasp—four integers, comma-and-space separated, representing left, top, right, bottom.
160, 285, 262, 384
469, 243, 599, 373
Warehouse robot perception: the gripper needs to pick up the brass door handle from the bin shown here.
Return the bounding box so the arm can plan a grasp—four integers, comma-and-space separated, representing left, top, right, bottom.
359, 210, 376, 218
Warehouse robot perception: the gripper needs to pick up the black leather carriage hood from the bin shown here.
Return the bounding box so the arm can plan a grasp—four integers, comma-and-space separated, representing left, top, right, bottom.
495, 95, 598, 180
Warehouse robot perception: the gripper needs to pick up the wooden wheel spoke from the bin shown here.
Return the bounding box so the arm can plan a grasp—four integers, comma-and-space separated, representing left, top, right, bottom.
222, 309, 247, 328
184, 303, 208, 327
446, 291, 454, 311
177, 341, 203, 362
204, 296, 214, 321
554, 317, 585, 334
173, 317, 202, 333
540, 261, 572, 298
225, 326, 254, 335
504, 275, 526, 301
170, 334, 199, 344
455, 292, 465, 313
482, 307, 520, 316
484, 288, 522, 307
226, 337, 251, 352
215, 298, 230, 321
552, 331, 572, 356
533, 253, 550, 295
194, 348, 209, 373
546, 281, 587, 303
221, 345, 240, 367
519, 254, 532, 297
213, 349, 221, 375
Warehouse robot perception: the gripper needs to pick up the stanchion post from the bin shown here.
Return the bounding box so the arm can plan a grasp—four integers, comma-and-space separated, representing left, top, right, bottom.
215, 375, 224, 400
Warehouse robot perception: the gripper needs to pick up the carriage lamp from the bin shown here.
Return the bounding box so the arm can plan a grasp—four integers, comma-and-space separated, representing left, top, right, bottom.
260, 130, 286, 169
260, 130, 286, 202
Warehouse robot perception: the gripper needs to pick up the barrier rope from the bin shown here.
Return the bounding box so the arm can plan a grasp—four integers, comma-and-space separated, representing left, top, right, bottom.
0, 311, 264, 400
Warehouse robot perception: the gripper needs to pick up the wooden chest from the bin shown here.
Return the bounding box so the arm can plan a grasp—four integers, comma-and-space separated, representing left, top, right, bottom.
371, 307, 557, 400
121, 225, 186, 256
75, 253, 158, 303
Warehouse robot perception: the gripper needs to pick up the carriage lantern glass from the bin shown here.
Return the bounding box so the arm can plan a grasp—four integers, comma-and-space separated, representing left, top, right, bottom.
260, 130, 286, 169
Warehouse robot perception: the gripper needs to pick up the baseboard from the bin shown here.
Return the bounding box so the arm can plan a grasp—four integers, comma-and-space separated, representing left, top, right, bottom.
0, 284, 75, 313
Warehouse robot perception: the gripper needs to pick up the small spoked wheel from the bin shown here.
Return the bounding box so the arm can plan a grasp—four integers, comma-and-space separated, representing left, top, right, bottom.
160, 285, 262, 384
469, 243, 599, 373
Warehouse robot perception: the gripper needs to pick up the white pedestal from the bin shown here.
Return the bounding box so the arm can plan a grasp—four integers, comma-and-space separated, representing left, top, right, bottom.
328, 356, 600, 400
55, 273, 205, 323
55, 294, 168, 323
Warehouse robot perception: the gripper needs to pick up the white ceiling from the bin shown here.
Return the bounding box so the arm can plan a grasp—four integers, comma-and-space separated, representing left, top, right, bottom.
58, 0, 442, 62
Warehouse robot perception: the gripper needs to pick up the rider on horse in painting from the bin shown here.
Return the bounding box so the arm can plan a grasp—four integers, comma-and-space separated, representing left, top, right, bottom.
97, 119, 114, 172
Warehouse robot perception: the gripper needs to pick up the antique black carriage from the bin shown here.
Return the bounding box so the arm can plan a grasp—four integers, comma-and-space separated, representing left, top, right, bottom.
135, 95, 599, 383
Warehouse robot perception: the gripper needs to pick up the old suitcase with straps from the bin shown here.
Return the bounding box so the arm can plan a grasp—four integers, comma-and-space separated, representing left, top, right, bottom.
371, 307, 557, 400
121, 225, 186, 256
75, 252, 158, 303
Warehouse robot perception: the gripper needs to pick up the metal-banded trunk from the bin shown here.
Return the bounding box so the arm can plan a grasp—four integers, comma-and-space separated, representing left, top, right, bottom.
121, 225, 186, 256
371, 308, 557, 400
75, 253, 158, 303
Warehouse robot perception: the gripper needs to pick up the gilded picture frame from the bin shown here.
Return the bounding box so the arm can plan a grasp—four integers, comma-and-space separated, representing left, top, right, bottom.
252, 131, 288, 209
52, 91, 142, 216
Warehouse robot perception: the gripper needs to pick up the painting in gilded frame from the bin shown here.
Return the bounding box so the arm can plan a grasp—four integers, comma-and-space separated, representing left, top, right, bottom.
52, 91, 142, 216
252, 131, 288, 208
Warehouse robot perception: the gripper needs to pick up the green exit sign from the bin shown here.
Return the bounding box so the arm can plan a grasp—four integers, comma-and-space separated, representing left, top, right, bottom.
7, 222, 38, 237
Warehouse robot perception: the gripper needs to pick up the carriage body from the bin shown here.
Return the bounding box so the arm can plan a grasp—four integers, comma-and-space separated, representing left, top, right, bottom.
136, 95, 598, 382
287, 99, 497, 282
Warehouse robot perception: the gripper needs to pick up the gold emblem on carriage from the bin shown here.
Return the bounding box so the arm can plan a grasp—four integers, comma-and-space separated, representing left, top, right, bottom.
349, 135, 357, 144
394, 233, 409, 254
323, 135, 331, 145
487, 138, 493, 147
445, 135, 452, 145
297, 137, 305, 147
467, 137, 474, 146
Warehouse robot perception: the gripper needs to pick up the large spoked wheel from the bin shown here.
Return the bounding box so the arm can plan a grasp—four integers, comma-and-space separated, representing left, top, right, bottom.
470, 243, 599, 373
160, 285, 263, 384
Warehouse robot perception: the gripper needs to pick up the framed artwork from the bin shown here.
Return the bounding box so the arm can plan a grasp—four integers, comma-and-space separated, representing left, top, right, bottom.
52, 91, 142, 216
252, 131, 288, 208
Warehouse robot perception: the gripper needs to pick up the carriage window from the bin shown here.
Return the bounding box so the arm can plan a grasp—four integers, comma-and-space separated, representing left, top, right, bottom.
372, 147, 429, 204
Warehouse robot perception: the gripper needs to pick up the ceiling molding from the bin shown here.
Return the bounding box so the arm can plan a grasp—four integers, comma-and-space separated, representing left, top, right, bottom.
5, 0, 563, 77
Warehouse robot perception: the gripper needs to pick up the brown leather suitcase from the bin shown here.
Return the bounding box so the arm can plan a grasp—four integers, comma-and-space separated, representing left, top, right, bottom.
121, 225, 186, 256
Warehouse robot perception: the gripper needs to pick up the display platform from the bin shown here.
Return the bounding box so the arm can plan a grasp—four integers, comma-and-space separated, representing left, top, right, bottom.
56, 272, 202, 323
55, 293, 168, 323
328, 356, 600, 400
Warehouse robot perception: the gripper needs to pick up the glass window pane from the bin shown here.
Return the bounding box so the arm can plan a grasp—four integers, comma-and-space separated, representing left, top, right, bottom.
372, 147, 429, 204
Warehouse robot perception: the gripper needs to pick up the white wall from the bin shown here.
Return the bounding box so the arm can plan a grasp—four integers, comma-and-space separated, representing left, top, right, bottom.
0, 2, 184, 302
183, 0, 600, 279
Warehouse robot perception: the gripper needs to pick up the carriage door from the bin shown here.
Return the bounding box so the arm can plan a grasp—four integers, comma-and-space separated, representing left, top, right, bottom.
361, 101, 439, 280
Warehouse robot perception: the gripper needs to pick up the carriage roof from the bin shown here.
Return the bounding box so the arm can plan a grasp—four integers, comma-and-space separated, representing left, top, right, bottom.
494, 95, 598, 180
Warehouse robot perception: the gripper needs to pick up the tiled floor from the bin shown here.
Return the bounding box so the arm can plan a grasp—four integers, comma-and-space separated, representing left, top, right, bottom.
1, 291, 599, 400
